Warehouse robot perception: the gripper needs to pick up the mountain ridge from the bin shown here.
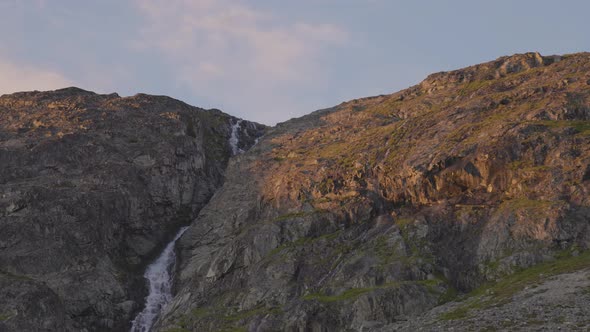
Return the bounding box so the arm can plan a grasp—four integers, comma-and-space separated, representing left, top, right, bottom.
0, 88, 266, 331
154, 51, 590, 331
1, 51, 590, 331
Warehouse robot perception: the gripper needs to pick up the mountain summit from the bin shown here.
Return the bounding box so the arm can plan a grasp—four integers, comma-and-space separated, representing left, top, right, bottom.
156, 52, 590, 331
2, 52, 590, 331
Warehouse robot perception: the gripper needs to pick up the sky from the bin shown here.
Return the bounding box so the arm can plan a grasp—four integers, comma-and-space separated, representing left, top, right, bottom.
0, 0, 589, 125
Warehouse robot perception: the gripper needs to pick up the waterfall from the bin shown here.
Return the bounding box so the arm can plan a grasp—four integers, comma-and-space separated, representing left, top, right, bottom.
229, 119, 244, 155
130, 226, 189, 332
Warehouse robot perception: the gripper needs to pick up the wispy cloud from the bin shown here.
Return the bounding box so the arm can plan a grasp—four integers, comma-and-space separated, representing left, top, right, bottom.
133, 0, 347, 124
0, 57, 72, 95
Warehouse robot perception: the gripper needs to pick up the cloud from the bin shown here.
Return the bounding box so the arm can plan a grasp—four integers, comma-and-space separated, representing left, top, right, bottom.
133, 0, 348, 124
0, 57, 72, 95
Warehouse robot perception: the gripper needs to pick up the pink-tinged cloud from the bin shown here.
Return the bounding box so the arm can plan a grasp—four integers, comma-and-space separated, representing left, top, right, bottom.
133, 0, 348, 124
0, 57, 72, 95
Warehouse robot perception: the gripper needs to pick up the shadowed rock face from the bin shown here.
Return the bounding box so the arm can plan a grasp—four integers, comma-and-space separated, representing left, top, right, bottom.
3, 52, 590, 332
0, 88, 265, 331
154, 52, 590, 331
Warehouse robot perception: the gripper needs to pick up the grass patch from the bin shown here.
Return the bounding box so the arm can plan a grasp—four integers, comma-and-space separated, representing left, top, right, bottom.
459, 80, 492, 96
0, 271, 33, 281
535, 120, 590, 135
485, 259, 501, 272
303, 279, 449, 304
302, 287, 377, 303
372, 221, 435, 267
266, 230, 342, 258
0, 313, 12, 321
498, 198, 559, 213
374, 235, 397, 263
273, 209, 327, 222
273, 211, 308, 222
395, 217, 414, 228
440, 306, 470, 320
521, 165, 551, 172
164, 328, 191, 332
182, 305, 282, 332
191, 307, 210, 319
508, 160, 532, 171
439, 250, 590, 321
438, 286, 459, 304
222, 306, 282, 323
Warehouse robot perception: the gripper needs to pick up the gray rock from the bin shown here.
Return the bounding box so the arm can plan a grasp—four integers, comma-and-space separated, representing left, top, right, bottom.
156, 52, 590, 331
0, 88, 265, 331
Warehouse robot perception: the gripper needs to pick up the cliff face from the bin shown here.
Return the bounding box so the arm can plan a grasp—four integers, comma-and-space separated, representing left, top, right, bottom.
3, 53, 590, 332
0, 88, 265, 331
156, 52, 590, 331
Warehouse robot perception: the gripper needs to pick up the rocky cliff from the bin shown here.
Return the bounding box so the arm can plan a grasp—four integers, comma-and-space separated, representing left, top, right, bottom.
2, 52, 590, 332
0, 88, 265, 331
154, 52, 590, 331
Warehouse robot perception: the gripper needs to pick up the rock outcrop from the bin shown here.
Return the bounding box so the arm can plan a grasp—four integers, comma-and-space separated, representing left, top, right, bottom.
0, 88, 265, 331
379, 260, 590, 331
3, 52, 590, 332
155, 52, 590, 331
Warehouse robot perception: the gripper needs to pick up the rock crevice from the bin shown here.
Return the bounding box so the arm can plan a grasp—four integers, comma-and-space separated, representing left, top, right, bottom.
0, 88, 265, 331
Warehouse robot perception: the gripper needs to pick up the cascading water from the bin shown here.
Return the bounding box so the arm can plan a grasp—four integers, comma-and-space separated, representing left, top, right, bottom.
229, 119, 244, 155
131, 120, 245, 331
130, 226, 189, 332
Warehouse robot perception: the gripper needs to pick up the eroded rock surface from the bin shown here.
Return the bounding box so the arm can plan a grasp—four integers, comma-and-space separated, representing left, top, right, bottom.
380, 264, 590, 331
156, 53, 590, 331
0, 88, 265, 331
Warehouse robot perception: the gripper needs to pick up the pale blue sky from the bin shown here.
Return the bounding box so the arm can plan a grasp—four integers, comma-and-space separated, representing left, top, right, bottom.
0, 0, 589, 124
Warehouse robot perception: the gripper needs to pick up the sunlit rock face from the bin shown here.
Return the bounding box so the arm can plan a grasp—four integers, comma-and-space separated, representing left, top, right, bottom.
0, 88, 265, 331
3, 52, 590, 332
155, 53, 590, 331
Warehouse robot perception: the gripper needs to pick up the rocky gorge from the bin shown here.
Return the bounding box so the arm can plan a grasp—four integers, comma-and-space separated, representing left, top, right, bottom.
0, 89, 265, 331
2, 52, 590, 331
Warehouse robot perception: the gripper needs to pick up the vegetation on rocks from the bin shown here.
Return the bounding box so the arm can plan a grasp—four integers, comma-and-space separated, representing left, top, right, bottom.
4, 52, 590, 331
441, 250, 590, 320
0, 88, 265, 331
155, 52, 590, 331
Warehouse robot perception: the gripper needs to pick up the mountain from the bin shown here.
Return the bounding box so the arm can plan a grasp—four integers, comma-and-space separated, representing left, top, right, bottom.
0, 88, 265, 331
1, 52, 590, 332
152, 52, 590, 331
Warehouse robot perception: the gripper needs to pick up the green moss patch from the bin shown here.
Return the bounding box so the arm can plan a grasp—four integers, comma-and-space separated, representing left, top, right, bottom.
164, 328, 191, 332
221, 306, 282, 323
440, 250, 590, 321
272, 209, 327, 222
0, 271, 33, 281
172, 305, 282, 332
0, 312, 14, 321
535, 120, 590, 135
267, 233, 334, 257
303, 279, 448, 304
302, 287, 377, 303
459, 80, 493, 96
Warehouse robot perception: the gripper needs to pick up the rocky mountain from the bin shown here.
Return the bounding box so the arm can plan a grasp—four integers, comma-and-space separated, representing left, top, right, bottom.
152, 52, 590, 331
2, 52, 590, 332
0, 88, 265, 331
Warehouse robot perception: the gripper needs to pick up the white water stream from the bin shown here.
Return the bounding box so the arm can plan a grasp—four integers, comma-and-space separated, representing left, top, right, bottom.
130, 226, 188, 332
229, 119, 244, 155
130, 120, 246, 331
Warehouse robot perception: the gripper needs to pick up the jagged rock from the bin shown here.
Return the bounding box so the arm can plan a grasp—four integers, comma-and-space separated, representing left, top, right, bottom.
0, 88, 265, 331
4, 52, 590, 332
377, 265, 590, 331
155, 53, 590, 331
0, 273, 72, 332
